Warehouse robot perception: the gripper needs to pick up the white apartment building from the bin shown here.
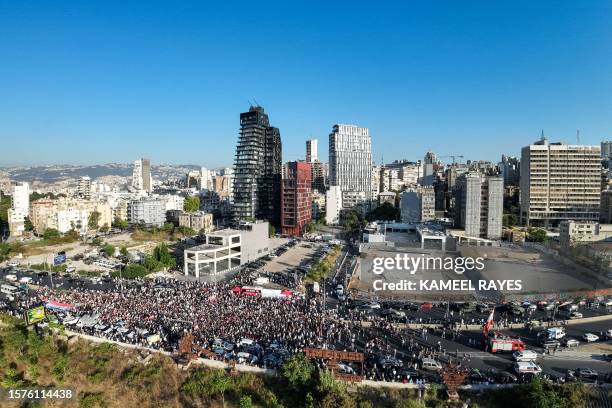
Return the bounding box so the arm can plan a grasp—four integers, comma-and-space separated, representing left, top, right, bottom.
8, 182, 30, 237
306, 139, 318, 163
371, 166, 381, 202
132, 158, 152, 193
325, 186, 343, 225
128, 197, 165, 227
77, 176, 92, 199
520, 138, 601, 226
160, 194, 185, 212
329, 124, 372, 209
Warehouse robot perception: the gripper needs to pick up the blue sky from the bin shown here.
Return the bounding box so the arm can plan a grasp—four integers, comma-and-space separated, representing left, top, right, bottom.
1, 1, 611, 167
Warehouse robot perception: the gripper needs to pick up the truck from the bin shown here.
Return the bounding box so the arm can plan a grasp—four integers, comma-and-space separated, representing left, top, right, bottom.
488, 333, 526, 353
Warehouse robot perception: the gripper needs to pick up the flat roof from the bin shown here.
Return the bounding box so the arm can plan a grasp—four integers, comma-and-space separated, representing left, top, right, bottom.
186, 243, 221, 252
208, 228, 241, 237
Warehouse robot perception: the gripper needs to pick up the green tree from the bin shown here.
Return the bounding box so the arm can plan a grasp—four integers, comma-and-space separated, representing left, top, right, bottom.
239, 395, 253, 408
268, 224, 276, 237
503, 214, 518, 227
112, 217, 129, 230
281, 353, 314, 389
24, 216, 34, 232
99, 223, 109, 233
120, 246, 129, 257
527, 227, 547, 243
115, 264, 149, 279
0, 242, 10, 262
366, 202, 399, 222
43, 228, 60, 240
88, 211, 101, 230
184, 196, 200, 213
102, 244, 115, 257
153, 243, 175, 268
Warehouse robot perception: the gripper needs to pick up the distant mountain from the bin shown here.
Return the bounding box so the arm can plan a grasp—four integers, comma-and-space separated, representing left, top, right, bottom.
0, 163, 202, 184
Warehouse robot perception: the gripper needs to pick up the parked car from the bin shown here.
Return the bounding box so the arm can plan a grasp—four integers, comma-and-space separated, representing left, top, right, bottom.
562, 338, 580, 348
582, 333, 600, 342
421, 358, 442, 372
513, 350, 538, 362
574, 368, 598, 380
568, 312, 583, 319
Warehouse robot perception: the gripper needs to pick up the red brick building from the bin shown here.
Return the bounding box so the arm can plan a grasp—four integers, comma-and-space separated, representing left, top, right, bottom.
281, 161, 312, 236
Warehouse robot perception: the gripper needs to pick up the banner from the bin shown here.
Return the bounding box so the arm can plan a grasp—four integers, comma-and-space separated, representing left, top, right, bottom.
25, 306, 46, 325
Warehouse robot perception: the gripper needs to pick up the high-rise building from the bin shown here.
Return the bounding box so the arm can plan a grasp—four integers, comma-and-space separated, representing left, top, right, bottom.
456, 172, 503, 239
329, 124, 372, 209
8, 182, 30, 237
200, 167, 213, 190
233, 106, 282, 227
601, 141, 612, 160
601, 189, 612, 224
77, 176, 92, 199
306, 139, 318, 163
421, 151, 437, 186
132, 158, 152, 193
520, 138, 601, 226
311, 161, 327, 193
498, 155, 520, 186
281, 161, 312, 236
400, 186, 436, 223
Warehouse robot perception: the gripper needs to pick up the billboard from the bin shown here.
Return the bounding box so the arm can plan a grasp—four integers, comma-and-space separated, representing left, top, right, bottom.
25, 306, 46, 325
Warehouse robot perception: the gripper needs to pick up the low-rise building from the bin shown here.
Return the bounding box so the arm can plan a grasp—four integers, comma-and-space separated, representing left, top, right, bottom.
178, 211, 214, 233
183, 220, 269, 278
559, 221, 612, 247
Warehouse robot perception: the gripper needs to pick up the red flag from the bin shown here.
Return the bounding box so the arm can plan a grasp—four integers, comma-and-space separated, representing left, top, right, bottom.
483, 309, 494, 334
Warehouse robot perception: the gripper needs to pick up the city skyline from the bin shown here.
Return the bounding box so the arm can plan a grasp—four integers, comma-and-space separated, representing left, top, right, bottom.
1, 1, 611, 166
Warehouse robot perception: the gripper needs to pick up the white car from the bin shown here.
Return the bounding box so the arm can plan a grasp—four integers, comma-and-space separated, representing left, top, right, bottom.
582, 333, 599, 342
569, 312, 583, 319
7, 261, 19, 267
563, 338, 580, 347
514, 361, 542, 375
513, 350, 538, 362
5, 274, 17, 282
337, 363, 356, 374
19, 276, 33, 284
605, 329, 612, 339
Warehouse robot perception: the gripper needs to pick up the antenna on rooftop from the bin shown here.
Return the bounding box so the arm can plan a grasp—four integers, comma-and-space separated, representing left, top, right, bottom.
576, 129, 580, 144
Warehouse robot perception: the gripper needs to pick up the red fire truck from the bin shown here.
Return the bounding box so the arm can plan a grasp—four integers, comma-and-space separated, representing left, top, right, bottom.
487, 332, 526, 353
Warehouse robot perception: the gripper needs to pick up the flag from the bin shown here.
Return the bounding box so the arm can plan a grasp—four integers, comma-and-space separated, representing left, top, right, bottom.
483, 308, 494, 334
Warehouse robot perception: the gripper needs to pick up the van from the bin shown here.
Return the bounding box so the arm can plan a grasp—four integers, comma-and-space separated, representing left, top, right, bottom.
546, 327, 565, 340
513, 361, 542, 375
421, 358, 442, 371
513, 350, 538, 362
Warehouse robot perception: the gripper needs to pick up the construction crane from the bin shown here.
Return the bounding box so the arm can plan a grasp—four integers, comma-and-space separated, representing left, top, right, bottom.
440, 155, 464, 164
